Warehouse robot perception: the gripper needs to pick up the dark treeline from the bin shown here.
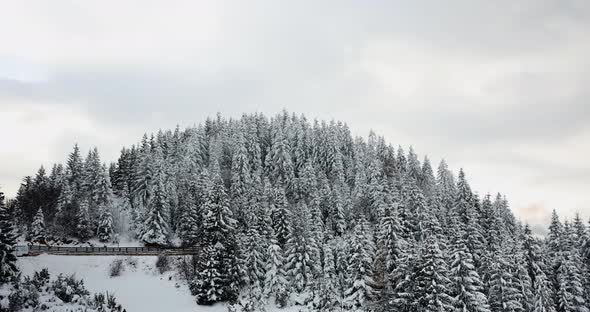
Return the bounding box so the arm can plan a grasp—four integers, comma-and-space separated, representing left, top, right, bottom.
10, 111, 590, 312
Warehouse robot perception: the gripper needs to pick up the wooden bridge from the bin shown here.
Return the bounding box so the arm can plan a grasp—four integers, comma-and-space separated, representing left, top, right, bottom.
24, 245, 199, 256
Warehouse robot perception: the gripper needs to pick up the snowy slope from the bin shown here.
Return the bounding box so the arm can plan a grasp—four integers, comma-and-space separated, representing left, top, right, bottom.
18, 255, 226, 312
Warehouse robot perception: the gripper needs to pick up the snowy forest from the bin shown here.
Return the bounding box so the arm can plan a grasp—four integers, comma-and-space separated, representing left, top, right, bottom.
4, 111, 590, 312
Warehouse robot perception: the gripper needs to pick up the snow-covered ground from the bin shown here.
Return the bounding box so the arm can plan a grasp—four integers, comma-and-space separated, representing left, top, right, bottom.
18, 255, 225, 312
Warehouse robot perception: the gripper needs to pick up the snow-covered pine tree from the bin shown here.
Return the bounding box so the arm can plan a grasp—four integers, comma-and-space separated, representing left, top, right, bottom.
140, 143, 170, 246
66, 143, 84, 196
82, 148, 101, 198
555, 253, 588, 312
436, 159, 456, 232
513, 249, 534, 312
265, 124, 294, 189
331, 187, 347, 237
82, 149, 101, 227
374, 204, 404, 302
405, 147, 422, 185
488, 252, 525, 312
405, 181, 428, 242
141, 175, 169, 246
295, 158, 318, 203
286, 202, 320, 294
96, 203, 114, 242
263, 233, 288, 307
113, 187, 132, 236
131, 134, 153, 219
572, 213, 587, 249
533, 270, 556, 312
193, 244, 224, 305
0, 191, 18, 283
30, 207, 46, 243
230, 131, 252, 227
420, 156, 436, 200
193, 160, 240, 305
53, 180, 74, 238
522, 224, 555, 312
243, 225, 266, 291
388, 250, 415, 312
454, 169, 487, 270
177, 192, 200, 246
344, 215, 376, 309
449, 233, 490, 312
311, 243, 342, 311
554, 222, 588, 312
271, 186, 291, 248
308, 194, 325, 244
412, 218, 454, 312
76, 198, 93, 241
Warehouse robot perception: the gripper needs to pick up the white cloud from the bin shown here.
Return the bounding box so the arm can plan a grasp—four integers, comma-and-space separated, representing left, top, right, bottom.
0, 102, 138, 195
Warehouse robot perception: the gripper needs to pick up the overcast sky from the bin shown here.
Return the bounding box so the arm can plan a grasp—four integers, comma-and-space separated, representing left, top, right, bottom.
1, 0, 589, 232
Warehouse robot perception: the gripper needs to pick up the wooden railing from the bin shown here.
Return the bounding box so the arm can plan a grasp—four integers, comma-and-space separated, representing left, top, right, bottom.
27, 245, 199, 256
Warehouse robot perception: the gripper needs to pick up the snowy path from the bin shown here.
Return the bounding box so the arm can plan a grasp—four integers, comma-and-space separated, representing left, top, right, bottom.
18, 255, 226, 312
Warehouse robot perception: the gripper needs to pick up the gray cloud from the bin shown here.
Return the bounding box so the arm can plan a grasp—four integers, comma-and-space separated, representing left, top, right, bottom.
0, 0, 589, 230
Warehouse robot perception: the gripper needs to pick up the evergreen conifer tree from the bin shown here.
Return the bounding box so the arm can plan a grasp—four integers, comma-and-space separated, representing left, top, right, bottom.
271, 186, 291, 248
0, 191, 18, 283
263, 234, 288, 307
97, 204, 114, 242
449, 233, 490, 312
76, 199, 93, 241
141, 177, 169, 246
412, 220, 454, 312
286, 202, 320, 294
344, 216, 376, 309
193, 160, 240, 304
30, 207, 46, 243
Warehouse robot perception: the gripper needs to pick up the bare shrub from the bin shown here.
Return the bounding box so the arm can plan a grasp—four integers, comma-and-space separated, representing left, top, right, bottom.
155, 254, 170, 274
109, 258, 124, 277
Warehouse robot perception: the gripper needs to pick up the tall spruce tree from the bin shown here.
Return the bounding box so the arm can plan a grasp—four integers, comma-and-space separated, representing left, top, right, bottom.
522, 224, 555, 312
375, 204, 404, 301
30, 207, 46, 243
263, 232, 288, 307
0, 191, 18, 283
344, 216, 376, 309
271, 186, 291, 248
96, 204, 114, 242
141, 175, 169, 246
412, 218, 454, 312
286, 202, 320, 294
76, 198, 93, 241
193, 160, 240, 305
449, 233, 490, 312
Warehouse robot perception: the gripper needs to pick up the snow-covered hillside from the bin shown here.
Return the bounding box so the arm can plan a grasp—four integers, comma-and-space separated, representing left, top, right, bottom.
17, 255, 224, 312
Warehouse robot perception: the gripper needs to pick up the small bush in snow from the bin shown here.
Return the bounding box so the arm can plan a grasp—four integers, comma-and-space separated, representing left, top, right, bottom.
109, 258, 125, 277
125, 256, 138, 269
51, 274, 89, 303
8, 276, 40, 311
94, 292, 123, 312
155, 254, 170, 274
32, 268, 51, 290
0, 272, 126, 312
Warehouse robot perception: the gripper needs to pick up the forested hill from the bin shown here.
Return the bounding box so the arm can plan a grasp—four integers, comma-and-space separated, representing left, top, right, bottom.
11, 111, 590, 311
